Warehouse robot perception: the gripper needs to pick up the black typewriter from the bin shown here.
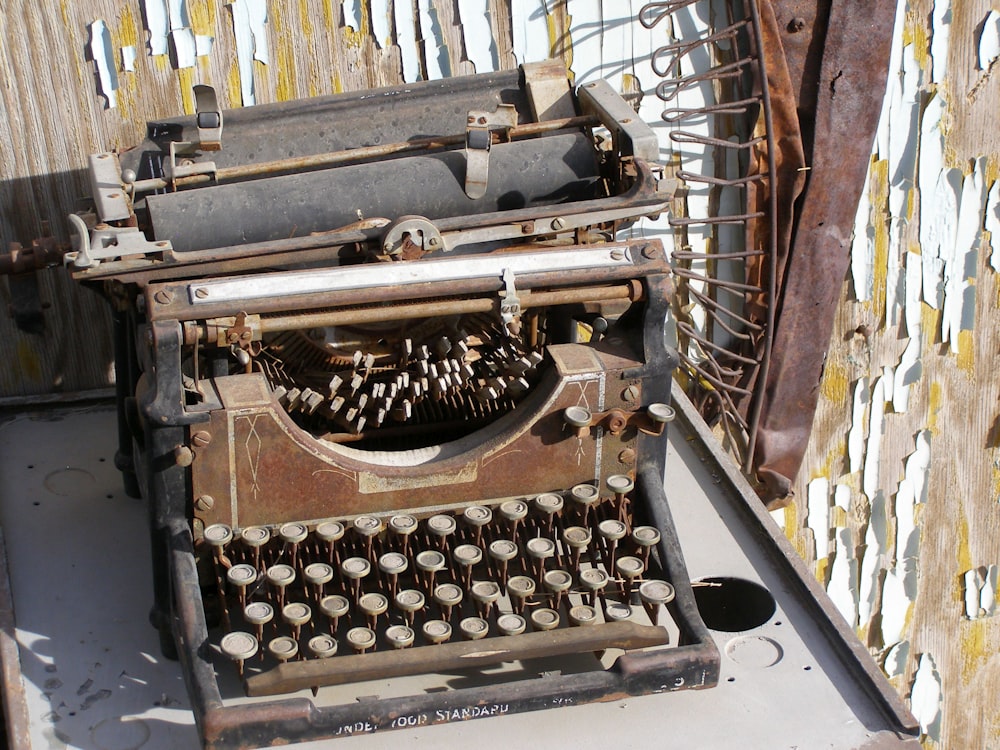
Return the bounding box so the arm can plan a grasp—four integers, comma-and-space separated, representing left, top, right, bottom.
59, 61, 719, 749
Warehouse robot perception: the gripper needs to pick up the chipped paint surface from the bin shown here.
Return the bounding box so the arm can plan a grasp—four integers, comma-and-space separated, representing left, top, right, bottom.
511, 0, 550, 64
978, 10, 1000, 70
418, 0, 450, 80
459, 0, 498, 74
911, 653, 942, 737
370, 0, 391, 50
394, 0, 420, 82
230, 0, 269, 105
88, 20, 118, 108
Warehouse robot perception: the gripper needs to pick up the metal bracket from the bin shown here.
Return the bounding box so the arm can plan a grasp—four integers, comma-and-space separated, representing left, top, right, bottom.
576, 79, 659, 164
193, 85, 223, 151
500, 268, 521, 336
65, 214, 173, 269
464, 104, 518, 199
380, 215, 444, 258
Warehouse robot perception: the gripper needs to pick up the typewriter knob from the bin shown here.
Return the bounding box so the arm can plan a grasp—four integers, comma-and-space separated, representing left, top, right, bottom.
459, 617, 489, 641
346, 627, 377, 654
268, 636, 299, 663
422, 619, 453, 645
530, 608, 561, 632
497, 614, 527, 637
308, 634, 338, 659
221, 631, 258, 662
563, 405, 593, 433
639, 580, 676, 628
244, 601, 274, 626
386, 625, 416, 650
569, 605, 599, 627
604, 601, 633, 622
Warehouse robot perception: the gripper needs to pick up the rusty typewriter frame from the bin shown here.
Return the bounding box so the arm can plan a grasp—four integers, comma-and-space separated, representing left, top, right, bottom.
57, 62, 722, 748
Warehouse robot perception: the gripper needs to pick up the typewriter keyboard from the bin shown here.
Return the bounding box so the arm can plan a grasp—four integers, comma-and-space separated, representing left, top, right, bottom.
201, 479, 679, 694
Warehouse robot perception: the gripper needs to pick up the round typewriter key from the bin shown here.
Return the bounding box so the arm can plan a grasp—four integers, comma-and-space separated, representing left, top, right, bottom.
570, 484, 600, 506
470, 581, 501, 618
282, 602, 312, 640
358, 592, 389, 629
534, 493, 563, 516
562, 526, 592, 568
346, 626, 377, 653
308, 634, 338, 659
569, 604, 599, 627
433, 583, 464, 620
266, 564, 296, 607
352, 516, 382, 538
639, 580, 675, 626
525, 537, 555, 578
506, 575, 536, 613
240, 526, 270, 570
388, 514, 418, 554
220, 631, 258, 677
378, 552, 408, 575
488, 539, 518, 582
422, 619, 452, 645
304, 562, 334, 598
462, 505, 492, 545
543, 569, 574, 609
394, 589, 426, 625
615, 555, 644, 599
341, 556, 372, 579
315, 521, 345, 544
426, 514, 457, 547
647, 403, 676, 424
415, 549, 446, 590
279, 522, 308, 545
385, 624, 416, 649
598, 519, 628, 542
631, 526, 661, 563
563, 405, 592, 428
497, 613, 527, 637
453, 544, 482, 586
459, 616, 489, 641
244, 601, 274, 626
604, 601, 632, 622
319, 594, 350, 632
227, 564, 257, 607
499, 500, 528, 524
530, 607, 561, 632
204, 523, 233, 548
221, 631, 258, 661
578, 568, 611, 605
268, 635, 299, 663
606, 474, 635, 495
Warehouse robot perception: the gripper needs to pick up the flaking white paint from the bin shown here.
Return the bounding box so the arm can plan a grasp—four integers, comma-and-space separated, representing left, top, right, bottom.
910, 653, 942, 739
458, 0, 497, 74
230, 0, 269, 106
978, 10, 1000, 70
848, 379, 868, 473
88, 20, 118, 109
807, 478, 829, 562
393, 0, 420, 82
511, 0, 551, 65
370, 0, 391, 50
417, 0, 449, 80
987, 179, 1000, 273
930, 0, 951, 84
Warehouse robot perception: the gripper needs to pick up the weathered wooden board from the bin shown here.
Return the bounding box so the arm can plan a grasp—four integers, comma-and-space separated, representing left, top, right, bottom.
782, 0, 1000, 747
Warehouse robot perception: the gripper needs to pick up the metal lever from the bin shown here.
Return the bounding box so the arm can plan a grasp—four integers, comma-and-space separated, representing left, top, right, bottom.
464, 104, 517, 199
500, 268, 521, 335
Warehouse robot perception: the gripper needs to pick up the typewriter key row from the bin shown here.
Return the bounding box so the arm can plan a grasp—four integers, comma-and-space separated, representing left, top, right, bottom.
202, 482, 677, 682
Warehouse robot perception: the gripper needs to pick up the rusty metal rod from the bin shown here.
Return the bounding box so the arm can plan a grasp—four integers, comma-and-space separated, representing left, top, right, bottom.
245, 621, 670, 696
130, 115, 601, 194
186, 283, 641, 344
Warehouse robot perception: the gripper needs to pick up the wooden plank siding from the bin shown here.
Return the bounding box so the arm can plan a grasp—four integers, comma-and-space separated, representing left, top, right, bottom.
1, 0, 997, 746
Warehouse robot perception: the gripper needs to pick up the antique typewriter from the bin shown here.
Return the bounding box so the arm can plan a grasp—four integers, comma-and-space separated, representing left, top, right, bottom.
58, 61, 719, 748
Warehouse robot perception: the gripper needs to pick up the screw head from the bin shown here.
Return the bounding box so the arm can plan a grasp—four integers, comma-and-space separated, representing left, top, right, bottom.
194, 494, 214, 512
551, 217, 566, 230
153, 289, 173, 304
622, 384, 640, 402
191, 430, 212, 447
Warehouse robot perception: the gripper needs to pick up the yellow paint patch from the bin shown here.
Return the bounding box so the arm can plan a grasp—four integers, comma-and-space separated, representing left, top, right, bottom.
189, 0, 213, 35
343, 0, 368, 49
226, 62, 242, 108
959, 618, 997, 685
270, 4, 297, 101
178, 68, 197, 114
815, 557, 829, 585
819, 358, 850, 405
927, 381, 942, 434
153, 54, 170, 72
956, 329, 975, 375
17, 340, 42, 383
903, 11, 930, 70
870, 160, 890, 326
956, 502, 972, 576
117, 4, 139, 49
832, 506, 847, 528
298, 0, 314, 37
332, 73, 343, 94
921, 303, 941, 350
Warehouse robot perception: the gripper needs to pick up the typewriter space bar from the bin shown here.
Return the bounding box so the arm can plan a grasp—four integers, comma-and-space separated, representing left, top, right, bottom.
245, 621, 670, 697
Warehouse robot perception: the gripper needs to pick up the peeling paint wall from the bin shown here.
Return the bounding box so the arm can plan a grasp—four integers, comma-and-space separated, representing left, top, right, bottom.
789, 0, 1000, 746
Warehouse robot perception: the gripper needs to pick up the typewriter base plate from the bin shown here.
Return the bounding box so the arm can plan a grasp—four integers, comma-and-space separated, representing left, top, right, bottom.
0, 388, 918, 749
